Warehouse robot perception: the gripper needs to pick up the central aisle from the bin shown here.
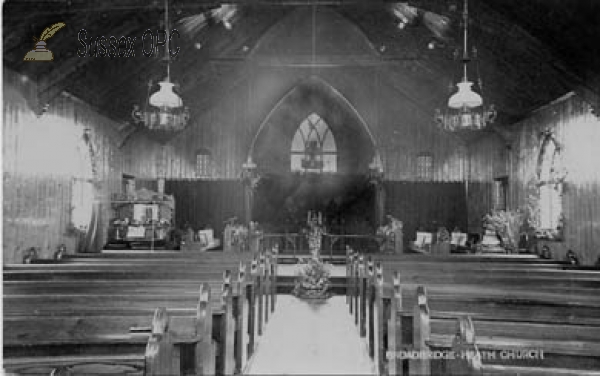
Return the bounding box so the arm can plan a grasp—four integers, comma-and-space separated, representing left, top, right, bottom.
245, 295, 376, 375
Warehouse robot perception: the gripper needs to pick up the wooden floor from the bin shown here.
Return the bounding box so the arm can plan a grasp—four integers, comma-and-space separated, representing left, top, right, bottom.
245, 294, 376, 375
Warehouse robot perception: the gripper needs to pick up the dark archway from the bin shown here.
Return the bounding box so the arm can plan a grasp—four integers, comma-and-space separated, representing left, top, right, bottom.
250, 76, 378, 174
249, 77, 379, 233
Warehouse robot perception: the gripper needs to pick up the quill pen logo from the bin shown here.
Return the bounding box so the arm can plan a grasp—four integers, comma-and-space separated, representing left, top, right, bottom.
23, 22, 66, 62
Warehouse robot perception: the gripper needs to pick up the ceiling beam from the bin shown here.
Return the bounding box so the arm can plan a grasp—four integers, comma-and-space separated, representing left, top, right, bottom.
5, 0, 449, 15
12, 0, 400, 7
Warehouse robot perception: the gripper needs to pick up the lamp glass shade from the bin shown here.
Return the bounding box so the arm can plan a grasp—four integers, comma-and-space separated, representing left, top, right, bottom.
149, 81, 183, 109
448, 81, 483, 109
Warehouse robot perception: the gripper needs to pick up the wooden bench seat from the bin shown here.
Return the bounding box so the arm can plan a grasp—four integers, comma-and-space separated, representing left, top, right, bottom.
386, 289, 600, 375
4, 307, 182, 376
369, 253, 570, 264
5, 259, 277, 330
4, 282, 235, 375
4, 311, 218, 375
428, 316, 600, 376
4, 249, 280, 375
4, 274, 260, 374
344, 255, 600, 375
346, 256, 600, 288
64, 251, 258, 259
399, 290, 598, 375
4, 249, 279, 373
3, 354, 147, 376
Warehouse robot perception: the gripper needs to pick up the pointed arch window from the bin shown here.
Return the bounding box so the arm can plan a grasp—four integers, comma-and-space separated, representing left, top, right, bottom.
71, 130, 95, 232
535, 131, 566, 239
291, 113, 337, 173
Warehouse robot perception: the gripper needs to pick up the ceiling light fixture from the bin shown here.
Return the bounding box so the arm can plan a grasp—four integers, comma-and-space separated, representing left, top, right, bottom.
435, 0, 496, 132
212, 4, 237, 30
132, 0, 189, 132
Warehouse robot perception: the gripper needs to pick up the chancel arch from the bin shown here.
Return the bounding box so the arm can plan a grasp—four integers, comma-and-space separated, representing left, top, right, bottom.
247, 77, 382, 232
250, 77, 378, 176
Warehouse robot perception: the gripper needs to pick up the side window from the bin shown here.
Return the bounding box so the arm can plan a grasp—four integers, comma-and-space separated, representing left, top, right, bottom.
535, 131, 565, 238
416, 153, 433, 181
195, 149, 212, 178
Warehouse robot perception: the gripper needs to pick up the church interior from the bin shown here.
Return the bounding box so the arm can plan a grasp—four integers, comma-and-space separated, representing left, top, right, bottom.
3, 0, 600, 375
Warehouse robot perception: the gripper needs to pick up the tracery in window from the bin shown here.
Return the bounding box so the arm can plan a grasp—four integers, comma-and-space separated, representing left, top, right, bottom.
291, 113, 337, 173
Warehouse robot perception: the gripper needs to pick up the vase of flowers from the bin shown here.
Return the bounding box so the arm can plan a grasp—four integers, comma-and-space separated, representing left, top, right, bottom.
293, 258, 332, 300
433, 227, 451, 255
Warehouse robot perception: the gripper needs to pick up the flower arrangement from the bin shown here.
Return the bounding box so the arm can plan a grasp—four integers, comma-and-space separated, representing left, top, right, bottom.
483, 210, 525, 252
230, 224, 248, 246
377, 216, 403, 237
436, 227, 451, 243
293, 258, 331, 300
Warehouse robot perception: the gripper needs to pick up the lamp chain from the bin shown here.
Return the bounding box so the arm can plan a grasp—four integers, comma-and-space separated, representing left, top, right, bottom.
165, 0, 171, 82
461, 0, 469, 82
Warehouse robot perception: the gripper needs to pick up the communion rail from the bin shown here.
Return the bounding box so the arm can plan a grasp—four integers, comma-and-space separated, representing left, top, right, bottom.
260, 233, 384, 257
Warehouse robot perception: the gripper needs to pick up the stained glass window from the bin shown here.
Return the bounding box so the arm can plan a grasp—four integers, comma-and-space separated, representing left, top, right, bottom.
291, 113, 337, 173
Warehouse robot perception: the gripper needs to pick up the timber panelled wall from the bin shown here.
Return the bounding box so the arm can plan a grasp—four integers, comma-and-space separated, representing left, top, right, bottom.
470, 93, 600, 264
508, 94, 600, 265
3, 69, 125, 264
384, 182, 468, 243
467, 133, 509, 232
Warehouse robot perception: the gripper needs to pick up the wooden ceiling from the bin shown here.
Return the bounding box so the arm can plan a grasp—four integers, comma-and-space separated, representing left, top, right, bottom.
4, 0, 600, 139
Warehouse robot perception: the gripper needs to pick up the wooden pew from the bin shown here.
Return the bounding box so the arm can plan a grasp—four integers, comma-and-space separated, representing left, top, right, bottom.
4, 261, 264, 375
448, 316, 600, 376
4, 307, 187, 375
58, 250, 258, 261
369, 253, 570, 263
5, 250, 279, 374
345, 254, 600, 296
4, 272, 250, 375
401, 289, 600, 375
345, 254, 600, 375
382, 283, 600, 375
17, 248, 277, 312
4, 282, 219, 375
7, 252, 278, 322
